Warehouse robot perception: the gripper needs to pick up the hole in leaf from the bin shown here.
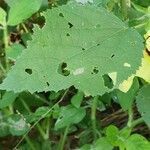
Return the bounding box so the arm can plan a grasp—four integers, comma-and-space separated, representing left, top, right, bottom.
91, 67, 99, 74
97, 43, 100, 46
46, 82, 50, 86
82, 48, 85, 51
68, 22, 73, 28
93, 67, 99, 74
58, 62, 70, 76
111, 54, 115, 58
66, 33, 70, 36
102, 74, 113, 89
37, 16, 46, 28
59, 13, 64, 17
25, 68, 32, 75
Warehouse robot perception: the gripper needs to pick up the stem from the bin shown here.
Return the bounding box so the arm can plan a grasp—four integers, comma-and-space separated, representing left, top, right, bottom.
130, 118, 144, 129
58, 125, 69, 150
0, 63, 6, 75
21, 23, 28, 33
45, 118, 50, 139
120, 0, 131, 20
20, 98, 48, 140
14, 89, 69, 150
91, 96, 98, 140
127, 108, 133, 128
25, 136, 36, 150
3, 23, 9, 71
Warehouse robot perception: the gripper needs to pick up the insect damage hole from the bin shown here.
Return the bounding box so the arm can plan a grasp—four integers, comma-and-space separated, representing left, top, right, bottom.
57, 62, 70, 76
91, 67, 99, 74
59, 13, 64, 17
68, 22, 73, 28
25, 68, 32, 75
46, 82, 50, 86
111, 54, 115, 58
102, 74, 114, 89
66, 33, 70, 36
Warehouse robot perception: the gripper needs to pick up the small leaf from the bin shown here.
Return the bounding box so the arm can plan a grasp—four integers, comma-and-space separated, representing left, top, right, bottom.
0, 91, 18, 108
136, 84, 150, 127
6, 43, 24, 61
7, 114, 29, 136
117, 77, 139, 111
106, 125, 120, 146
93, 137, 113, 150
106, 125, 128, 149
26, 106, 51, 123
6, 0, 43, 26
55, 104, 86, 130
0, 7, 6, 26
125, 134, 150, 150
71, 91, 84, 108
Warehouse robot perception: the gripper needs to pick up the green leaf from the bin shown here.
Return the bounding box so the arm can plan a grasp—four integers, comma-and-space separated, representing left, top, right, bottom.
125, 134, 150, 150
117, 77, 139, 111
93, 137, 113, 150
0, 91, 18, 108
7, 114, 29, 136
6, 43, 24, 61
6, 0, 42, 26
71, 91, 84, 108
106, 125, 120, 146
0, 3, 143, 96
55, 104, 86, 130
106, 125, 130, 149
136, 84, 150, 127
0, 118, 9, 137
0, 7, 6, 26
25, 106, 51, 123
0, 114, 29, 137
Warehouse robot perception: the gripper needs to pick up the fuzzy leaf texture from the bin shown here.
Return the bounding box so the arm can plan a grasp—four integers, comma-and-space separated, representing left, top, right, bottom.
0, 3, 144, 96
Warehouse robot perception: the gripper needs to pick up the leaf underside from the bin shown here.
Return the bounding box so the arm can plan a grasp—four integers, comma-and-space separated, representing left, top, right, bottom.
0, 3, 143, 96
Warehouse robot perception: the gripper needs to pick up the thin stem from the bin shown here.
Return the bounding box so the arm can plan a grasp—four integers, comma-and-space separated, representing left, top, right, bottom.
0, 62, 6, 75
21, 23, 28, 33
20, 98, 47, 140
130, 118, 144, 129
127, 108, 133, 128
36, 124, 48, 140
3, 23, 9, 71
14, 89, 69, 150
91, 96, 98, 140
58, 125, 69, 150
33, 93, 51, 105
25, 136, 36, 150
120, 0, 131, 20
45, 117, 50, 139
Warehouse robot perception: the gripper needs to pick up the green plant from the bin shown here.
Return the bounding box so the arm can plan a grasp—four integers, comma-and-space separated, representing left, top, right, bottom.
0, 0, 150, 149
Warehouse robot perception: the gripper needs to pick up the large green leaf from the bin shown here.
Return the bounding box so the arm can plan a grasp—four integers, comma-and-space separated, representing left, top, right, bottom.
125, 134, 150, 150
6, 0, 42, 26
0, 3, 143, 96
136, 84, 150, 127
